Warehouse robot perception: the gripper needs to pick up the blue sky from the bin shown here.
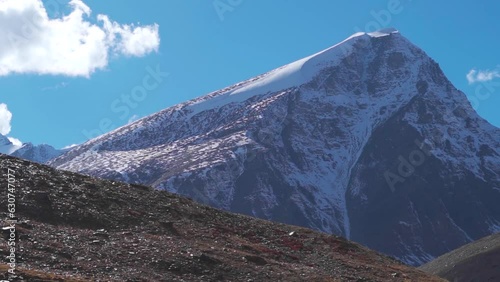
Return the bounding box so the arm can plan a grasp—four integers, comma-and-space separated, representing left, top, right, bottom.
1, 0, 499, 149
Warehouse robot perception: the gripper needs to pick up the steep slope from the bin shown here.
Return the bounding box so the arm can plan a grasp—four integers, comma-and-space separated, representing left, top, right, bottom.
419, 232, 500, 281
0, 154, 444, 281
11, 142, 65, 163
345, 69, 500, 265
49, 29, 500, 265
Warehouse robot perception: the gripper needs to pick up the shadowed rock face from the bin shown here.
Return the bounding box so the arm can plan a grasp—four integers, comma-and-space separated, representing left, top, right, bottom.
49, 31, 500, 265
346, 92, 500, 265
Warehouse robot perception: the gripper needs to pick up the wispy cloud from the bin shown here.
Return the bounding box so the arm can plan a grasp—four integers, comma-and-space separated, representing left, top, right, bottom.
42, 82, 69, 91
128, 114, 140, 124
466, 68, 500, 84
0, 0, 160, 77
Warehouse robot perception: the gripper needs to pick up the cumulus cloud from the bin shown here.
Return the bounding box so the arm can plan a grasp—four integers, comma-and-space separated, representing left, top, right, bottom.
466, 68, 500, 84
98, 15, 160, 57
0, 103, 23, 150
0, 103, 13, 135
0, 0, 160, 77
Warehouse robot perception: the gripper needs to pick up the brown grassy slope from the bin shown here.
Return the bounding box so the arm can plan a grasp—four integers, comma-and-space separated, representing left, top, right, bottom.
0, 154, 444, 281
420, 232, 500, 282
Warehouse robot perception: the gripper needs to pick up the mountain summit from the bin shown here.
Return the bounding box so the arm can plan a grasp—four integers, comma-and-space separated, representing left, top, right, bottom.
50, 29, 500, 265
0, 134, 21, 155
0, 133, 65, 163
11, 142, 66, 163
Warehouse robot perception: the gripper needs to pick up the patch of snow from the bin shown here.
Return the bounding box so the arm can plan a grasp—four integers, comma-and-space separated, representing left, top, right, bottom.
367, 27, 399, 38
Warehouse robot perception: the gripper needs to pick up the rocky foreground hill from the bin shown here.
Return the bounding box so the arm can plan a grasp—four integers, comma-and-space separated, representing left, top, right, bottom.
420, 232, 500, 281
0, 154, 443, 281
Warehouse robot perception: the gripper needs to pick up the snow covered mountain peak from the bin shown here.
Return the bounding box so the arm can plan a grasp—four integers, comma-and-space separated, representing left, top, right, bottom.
0, 134, 10, 146
173, 28, 414, 119
10, 142, 67, 164
0, 134, 21, 154
51, 29, 428, 157
50, 30, 500, 266
345, 27, 399, 41
366, 27, 399, 37
0, 135, 66, 164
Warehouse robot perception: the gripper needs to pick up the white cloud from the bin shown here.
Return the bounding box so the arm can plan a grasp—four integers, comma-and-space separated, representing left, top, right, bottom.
0, 103, 13, 135
0, 104, 23, 151
0, 103, 22, 155
7, 136, 22, 146
0, 0, 160, 77
466, 68, 500, 84
98, 15, 160, 57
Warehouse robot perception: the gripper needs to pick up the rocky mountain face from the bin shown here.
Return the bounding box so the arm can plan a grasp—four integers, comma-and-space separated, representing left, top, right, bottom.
0, 154, 445, 281
49, 29, 500, 266
11, 142, 65, 164
0, 134, 64, 163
